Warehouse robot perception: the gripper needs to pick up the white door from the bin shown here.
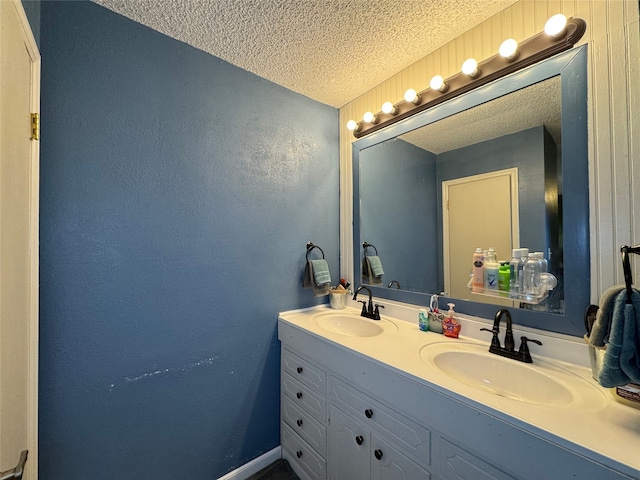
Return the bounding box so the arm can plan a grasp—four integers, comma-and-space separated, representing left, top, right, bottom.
443, 169, 518, 306
0, 1, 40, 479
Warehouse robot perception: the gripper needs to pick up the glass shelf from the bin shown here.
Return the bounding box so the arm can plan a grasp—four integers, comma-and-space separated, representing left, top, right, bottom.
466, 273, 557, 305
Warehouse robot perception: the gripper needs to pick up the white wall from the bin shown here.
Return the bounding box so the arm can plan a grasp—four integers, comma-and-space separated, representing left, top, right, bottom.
339, 0, 640, 303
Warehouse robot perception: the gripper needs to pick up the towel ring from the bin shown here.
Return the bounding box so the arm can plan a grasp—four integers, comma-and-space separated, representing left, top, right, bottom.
306, 242, 325, 261
362, 242, 378, 256
621, 245, 640, 304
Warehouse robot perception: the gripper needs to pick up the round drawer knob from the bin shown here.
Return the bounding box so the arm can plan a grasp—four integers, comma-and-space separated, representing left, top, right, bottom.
296, 450, 303, 459
296, 392, 303, 399
296, 367, 303, 374
365, 409, 373, 418
374, 449, 383, 460
355, 435, 364, 445
296, 419, 303, 427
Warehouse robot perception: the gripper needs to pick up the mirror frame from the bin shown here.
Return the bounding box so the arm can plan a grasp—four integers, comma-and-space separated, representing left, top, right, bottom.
352, 45, 588, 336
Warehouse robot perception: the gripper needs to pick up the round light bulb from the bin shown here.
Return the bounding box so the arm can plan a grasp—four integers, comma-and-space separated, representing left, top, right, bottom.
544, 14, 567, 38
499, 38, 518, 60
346, 120, 359, 132
430, 75, 447, 93
461, 58, 479, 77
382, 101, 397, 115
404, 88, 420, 104
363, 111, 377, 124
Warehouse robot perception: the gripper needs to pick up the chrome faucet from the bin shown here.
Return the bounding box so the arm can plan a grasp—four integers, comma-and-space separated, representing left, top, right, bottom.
353, 285, 383, 320
480, 308, 542, 363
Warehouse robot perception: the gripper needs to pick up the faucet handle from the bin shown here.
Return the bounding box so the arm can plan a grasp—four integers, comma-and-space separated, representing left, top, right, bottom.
373, 304, 384, 319
518, 336, 543, 363
480, 328, 501, 349
357, 300, 367, 316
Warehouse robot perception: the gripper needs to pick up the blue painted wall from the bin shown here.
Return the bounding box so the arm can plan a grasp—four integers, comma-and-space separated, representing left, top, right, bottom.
39, 2, 339, 479
21, 0, 40, 48
359, 139, 439, 292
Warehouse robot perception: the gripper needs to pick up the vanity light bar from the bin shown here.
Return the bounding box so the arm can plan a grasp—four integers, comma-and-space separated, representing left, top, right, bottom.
349, 15, 586, 138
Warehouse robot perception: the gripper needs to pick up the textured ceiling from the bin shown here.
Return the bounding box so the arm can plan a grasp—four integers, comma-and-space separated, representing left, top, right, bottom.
91, 0, 519, 107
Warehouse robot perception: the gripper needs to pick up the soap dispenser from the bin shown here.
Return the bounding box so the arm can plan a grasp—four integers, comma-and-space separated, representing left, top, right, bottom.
443, 303, 462, 338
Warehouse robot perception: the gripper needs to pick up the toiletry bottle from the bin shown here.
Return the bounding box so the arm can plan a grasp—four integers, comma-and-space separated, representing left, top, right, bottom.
534, 252, 548, 274
484, 259, 500, 291
498, 262, 510, 296
509, 248, 522, 296
443, 303, 461, 338
472, 248, 484, 292
485, 247, 497, 264
418, 308, 429, 332
523, 252, 542, 295
517, 248, 529, 294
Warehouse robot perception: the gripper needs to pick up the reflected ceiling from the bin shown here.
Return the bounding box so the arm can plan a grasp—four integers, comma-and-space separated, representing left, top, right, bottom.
400, 76, 562, 154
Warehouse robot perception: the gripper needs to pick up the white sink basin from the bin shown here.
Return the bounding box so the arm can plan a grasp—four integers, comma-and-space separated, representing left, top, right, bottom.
420, 342, 605, 408
312, 312, 397, 337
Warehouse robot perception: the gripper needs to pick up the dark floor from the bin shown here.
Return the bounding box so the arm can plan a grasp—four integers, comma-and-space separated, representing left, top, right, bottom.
246, 459, 300, 480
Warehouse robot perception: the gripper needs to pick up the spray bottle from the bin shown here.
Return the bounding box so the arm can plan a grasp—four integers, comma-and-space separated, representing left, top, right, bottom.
472, 248, 484, 292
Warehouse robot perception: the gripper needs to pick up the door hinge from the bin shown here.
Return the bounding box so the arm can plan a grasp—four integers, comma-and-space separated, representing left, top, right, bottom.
31, 113, 39, 140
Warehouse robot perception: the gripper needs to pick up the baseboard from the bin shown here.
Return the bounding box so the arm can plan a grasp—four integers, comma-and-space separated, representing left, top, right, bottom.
217, 446, 281, 480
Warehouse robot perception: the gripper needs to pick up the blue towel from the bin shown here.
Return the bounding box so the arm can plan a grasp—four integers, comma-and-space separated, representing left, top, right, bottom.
366, 256, 384, 277
588, 285, 626, 347
598, 289, 640, 388
310, 259, 331, 286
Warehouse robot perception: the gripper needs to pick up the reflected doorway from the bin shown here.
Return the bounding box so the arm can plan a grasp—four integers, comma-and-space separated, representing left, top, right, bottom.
443, 168, 519, 306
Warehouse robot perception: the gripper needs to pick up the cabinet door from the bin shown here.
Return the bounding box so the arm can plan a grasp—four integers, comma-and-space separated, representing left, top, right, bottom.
330, 376, 431, 466
371, 435, 431, 480
328, 405, 370, 480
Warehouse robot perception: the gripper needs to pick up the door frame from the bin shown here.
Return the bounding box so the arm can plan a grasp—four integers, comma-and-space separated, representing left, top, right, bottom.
1, 1, 40, 478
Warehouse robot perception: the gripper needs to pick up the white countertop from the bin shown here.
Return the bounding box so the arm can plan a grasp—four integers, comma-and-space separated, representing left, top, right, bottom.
278, 302, 640, 475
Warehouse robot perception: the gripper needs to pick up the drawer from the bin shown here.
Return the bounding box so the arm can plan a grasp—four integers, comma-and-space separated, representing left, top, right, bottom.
282, 395, 327, 455
329, 376, 431, 466
282, 348, 326, 395
439, 437, 516, 480
282, 422, 327, 480
282, 372, 325, 421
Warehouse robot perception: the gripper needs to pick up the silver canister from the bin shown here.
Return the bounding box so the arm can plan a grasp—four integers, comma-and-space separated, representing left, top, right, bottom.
329, 290, 348, 309
585, 337, 605, 381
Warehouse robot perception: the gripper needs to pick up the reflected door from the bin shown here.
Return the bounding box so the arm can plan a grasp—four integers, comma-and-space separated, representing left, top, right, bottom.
443, 169, 518, 305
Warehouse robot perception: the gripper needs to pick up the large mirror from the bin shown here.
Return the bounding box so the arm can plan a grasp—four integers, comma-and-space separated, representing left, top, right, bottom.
352, 46, 588, 336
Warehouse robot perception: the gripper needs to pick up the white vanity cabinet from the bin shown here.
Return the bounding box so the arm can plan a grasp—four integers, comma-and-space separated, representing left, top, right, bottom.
279, 315, 639, 480
328, 377, 432, 480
